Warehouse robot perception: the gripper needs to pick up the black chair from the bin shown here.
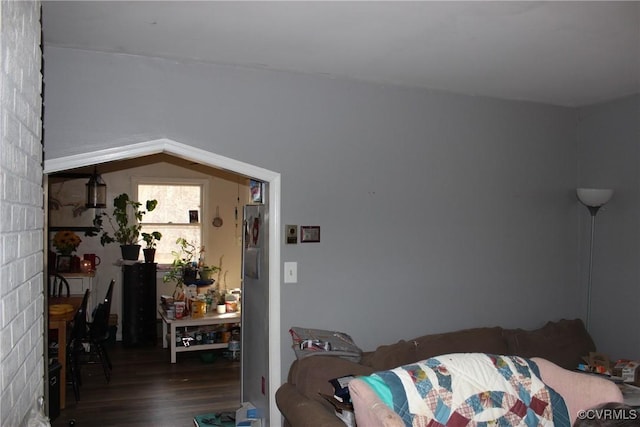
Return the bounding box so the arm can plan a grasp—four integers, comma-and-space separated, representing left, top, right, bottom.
67, 289, 90, 402
81, 279, 115, 382
49, 272, 70, 298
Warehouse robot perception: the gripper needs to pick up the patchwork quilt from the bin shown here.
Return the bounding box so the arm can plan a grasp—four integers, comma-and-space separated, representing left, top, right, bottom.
359, 353, 570, 427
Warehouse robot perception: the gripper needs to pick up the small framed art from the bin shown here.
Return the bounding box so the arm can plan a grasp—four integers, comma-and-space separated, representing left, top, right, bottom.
56, 255, 72, 272
250, 180, 263, 204
300, 226, 320, 243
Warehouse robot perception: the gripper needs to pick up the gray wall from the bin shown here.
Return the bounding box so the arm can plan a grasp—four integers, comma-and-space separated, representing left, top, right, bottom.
576, 94, 640, 359
42, 47, 583, 379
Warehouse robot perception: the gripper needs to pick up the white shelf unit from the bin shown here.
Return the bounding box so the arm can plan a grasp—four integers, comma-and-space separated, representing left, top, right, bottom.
159, 309, 241, 363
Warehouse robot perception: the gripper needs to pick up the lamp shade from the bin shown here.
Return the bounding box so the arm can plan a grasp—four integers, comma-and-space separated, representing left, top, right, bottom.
576, 188, 613, 208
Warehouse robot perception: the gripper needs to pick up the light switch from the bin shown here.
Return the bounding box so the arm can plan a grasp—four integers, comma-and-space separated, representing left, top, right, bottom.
284, 262, 297, 283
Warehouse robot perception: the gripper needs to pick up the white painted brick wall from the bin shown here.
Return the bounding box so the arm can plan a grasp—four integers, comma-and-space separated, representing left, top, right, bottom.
0, 1, 45, 426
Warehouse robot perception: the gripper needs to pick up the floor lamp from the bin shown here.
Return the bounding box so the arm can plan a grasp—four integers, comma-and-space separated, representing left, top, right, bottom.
576, 188, 613, 332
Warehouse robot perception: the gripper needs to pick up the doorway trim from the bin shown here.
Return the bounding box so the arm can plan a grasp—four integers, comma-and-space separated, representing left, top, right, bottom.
44, 138, 282, 423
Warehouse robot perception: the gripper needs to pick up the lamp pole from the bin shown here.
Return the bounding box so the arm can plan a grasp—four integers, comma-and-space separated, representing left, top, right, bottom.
576, 188, 613, 333
585, 206, 598, 332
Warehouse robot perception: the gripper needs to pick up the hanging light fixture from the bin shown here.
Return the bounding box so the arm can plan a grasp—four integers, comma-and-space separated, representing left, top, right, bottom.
86, 167, 107, 208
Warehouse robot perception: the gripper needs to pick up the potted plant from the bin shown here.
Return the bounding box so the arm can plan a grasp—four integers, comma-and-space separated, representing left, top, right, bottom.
141, 231, 162, 263
199, 265, 219, 280
163, 237, 199, 289
164, 238, 222, 298
215, 290, 227, 314
197, 247, 220, 280
89, 193, 158, 260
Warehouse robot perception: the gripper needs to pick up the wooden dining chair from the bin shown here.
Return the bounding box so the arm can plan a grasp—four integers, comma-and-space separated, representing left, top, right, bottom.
82, 279, 115, 382
49, 272, 70, 298
67, 289, 90, 401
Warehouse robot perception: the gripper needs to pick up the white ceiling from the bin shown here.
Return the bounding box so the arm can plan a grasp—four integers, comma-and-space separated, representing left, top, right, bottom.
41, 1, 639, 107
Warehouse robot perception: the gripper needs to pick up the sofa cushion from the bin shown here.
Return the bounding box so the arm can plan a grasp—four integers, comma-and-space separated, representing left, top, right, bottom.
363, 340, 418, 371
504, 318, 595, 370
412, 326, 508, 362
365, 327, 508, 371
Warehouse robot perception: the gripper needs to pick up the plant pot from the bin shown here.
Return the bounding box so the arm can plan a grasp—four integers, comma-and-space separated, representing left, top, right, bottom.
120, 244, 141, 261
182, 267, 198, 283
200, 269, 213, 280
143, 248, 156, 263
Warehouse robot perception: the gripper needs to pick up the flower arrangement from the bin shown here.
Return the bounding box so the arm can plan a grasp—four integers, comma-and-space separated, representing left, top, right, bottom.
52, 230, 82, 255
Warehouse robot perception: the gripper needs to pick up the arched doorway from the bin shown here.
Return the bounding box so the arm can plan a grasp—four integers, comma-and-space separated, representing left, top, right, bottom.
44, 138, 281, 424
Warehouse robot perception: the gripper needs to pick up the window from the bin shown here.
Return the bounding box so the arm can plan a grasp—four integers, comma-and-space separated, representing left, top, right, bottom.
136, 179, 208, 265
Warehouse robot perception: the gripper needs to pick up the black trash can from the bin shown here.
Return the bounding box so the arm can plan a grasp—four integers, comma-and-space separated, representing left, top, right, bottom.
48, 360, 62, 421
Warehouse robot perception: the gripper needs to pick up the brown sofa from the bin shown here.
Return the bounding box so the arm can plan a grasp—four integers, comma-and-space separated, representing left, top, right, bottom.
275, 319, 596, 427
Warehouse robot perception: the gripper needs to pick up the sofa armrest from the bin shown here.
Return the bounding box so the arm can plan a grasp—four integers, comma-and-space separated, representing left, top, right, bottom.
276, 382, 346, 427
288, 356, 375, 399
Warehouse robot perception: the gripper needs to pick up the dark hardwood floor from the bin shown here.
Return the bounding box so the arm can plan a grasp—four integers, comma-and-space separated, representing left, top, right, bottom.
51, 340, 240, 427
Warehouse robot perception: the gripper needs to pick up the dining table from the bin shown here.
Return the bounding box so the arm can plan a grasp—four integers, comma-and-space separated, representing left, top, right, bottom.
48, 295, 83, 410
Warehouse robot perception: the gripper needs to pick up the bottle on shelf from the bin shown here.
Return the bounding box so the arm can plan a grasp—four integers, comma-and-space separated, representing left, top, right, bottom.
198, 246, 205, 268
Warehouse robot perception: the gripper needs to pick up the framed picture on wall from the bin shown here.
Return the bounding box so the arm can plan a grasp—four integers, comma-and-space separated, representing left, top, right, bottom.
56, 255, 72, 272
250, 180, 263, 204
48, 176, 97, 231
300, 226, 320, 243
